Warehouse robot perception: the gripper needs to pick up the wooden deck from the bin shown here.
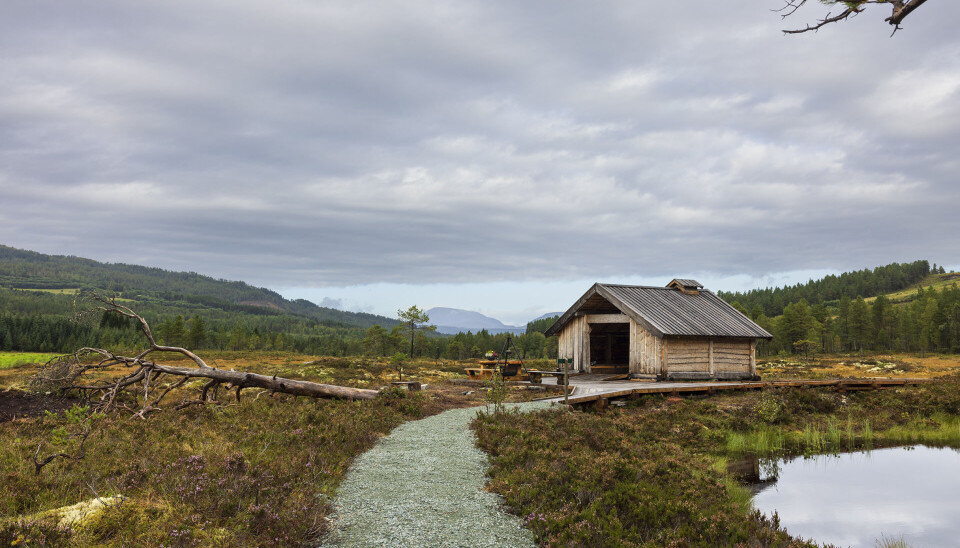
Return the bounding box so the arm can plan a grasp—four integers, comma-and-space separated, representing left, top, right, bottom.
540, 376, 933, 408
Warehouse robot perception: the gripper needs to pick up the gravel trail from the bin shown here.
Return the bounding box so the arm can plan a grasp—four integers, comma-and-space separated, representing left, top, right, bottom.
321, 401, 552, 547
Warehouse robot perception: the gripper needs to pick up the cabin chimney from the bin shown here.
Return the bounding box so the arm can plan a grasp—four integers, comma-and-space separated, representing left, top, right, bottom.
667, 279, 703, 295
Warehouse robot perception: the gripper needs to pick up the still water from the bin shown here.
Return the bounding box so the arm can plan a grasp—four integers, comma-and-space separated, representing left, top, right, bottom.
744, 446, 960, 547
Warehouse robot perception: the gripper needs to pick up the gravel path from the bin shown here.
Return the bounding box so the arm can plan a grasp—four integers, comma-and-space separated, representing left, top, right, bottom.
320, 401, 552, 547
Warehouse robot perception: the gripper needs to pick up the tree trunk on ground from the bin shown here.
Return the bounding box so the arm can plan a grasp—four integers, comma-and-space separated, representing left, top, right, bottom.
148, 363, 378, 399
31, 293, 381, 418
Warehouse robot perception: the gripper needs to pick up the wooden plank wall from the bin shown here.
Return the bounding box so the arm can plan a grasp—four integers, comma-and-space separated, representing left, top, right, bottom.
663, 337, 751, 374
558, 316, 590, 372
629, 319, 661, 375
712, 339, 751, 373
664, 338, 711, 372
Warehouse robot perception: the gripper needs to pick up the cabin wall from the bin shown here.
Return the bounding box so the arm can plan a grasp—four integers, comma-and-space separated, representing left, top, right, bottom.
557, 316, 590, 372
664, 338, 711, 373
629, 319, 661, 376
711, 339, 752, 373
662, 337, 754, 379
559, 316, 759, 379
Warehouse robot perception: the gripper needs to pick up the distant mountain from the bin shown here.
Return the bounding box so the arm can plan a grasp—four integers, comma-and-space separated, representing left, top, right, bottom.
426, 307, 526, 335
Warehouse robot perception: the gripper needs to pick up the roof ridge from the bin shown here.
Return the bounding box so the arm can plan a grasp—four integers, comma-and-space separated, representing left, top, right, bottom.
598, 283, 675, 290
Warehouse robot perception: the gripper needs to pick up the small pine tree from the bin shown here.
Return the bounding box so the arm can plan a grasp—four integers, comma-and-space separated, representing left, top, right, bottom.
390, 352, 408, 382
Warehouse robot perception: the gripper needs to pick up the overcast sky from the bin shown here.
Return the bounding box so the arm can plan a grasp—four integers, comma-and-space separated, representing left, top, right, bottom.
2, 1, 958, 325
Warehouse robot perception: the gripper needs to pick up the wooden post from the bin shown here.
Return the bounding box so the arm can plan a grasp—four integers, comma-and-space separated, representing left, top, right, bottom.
709, 339, 714, 377
584, 323, 591, 373
563, 358, 569, 406
660, 338, 667, 379
750, 340, 757, 377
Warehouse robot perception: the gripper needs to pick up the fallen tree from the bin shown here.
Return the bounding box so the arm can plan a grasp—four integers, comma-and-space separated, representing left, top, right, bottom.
32, 293, 378, 419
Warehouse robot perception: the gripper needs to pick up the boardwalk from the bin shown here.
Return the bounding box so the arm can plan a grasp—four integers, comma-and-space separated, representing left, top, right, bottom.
540, 374, 931, 408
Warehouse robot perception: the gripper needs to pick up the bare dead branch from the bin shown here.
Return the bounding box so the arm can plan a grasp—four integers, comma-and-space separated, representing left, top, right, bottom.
148, 376, 189, 408
775, 0, 808, 19
33, 424, 92, 476
783, 4, 864, 34
886, 0, 928, 34
79, 291, 211, 369
780, 0, 929, 34
32, 293, 380, 419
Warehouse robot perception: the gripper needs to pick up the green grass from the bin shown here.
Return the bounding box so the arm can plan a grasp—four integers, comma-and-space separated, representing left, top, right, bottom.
0, 352, 60, 370
866, 272, 960, 304
13, 287, 81, 295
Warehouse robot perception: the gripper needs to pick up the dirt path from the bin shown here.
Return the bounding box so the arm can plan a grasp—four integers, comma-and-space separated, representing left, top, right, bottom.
320, 401, 551, 547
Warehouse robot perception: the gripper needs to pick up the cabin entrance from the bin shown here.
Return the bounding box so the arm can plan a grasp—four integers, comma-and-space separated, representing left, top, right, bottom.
589, 322, 629, 374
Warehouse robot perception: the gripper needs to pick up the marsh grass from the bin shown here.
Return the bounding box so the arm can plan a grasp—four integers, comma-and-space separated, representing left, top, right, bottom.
725, 416, 960, 457
0, 392, 433, 546
474, 378, 960, 546
878, 415, 960, 447
0, 353, 492, 547
474, 406, 806, 546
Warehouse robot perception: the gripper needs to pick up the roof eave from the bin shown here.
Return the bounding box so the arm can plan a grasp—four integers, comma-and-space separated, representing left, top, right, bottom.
543, 283, 601, 337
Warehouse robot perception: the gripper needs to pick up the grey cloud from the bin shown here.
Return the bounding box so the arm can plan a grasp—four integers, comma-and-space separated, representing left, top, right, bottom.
2, 0, 959, 288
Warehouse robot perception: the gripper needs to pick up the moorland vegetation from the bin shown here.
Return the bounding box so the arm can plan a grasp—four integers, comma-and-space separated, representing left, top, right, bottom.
0, 351, 518, 546
474, 375, 960, 546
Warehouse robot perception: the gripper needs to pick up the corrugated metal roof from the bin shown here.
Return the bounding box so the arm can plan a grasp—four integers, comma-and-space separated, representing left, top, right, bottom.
544, 282, 772, 339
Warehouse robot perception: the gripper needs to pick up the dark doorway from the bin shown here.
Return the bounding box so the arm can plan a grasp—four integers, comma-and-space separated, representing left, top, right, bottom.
589, 323, 629, 372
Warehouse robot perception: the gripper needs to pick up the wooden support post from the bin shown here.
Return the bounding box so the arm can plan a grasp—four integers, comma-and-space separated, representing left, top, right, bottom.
750, 340, 757, 377
709, 339, 714, 377
661, 339, 668, 379
584, 323, 591, 373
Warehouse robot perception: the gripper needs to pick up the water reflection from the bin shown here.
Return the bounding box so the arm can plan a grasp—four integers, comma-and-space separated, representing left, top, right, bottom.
733, 446, 960, 547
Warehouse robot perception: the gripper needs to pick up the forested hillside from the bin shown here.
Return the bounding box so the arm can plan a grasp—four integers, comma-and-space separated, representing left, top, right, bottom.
0, 245, 390, 327
719, 261, 960, 357
0, 245, 398, 355
717, 260, 933, 316
0, 245, 563, 360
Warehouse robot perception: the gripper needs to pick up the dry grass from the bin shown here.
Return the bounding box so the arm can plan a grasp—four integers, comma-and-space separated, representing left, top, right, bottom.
757, 353, 960, 380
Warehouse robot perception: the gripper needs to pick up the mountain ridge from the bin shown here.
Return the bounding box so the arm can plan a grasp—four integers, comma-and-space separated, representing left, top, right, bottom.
426, 306, 563, 335
0, 244, 396, 329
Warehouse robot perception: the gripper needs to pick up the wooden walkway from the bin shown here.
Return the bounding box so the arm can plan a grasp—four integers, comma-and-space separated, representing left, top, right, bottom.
541, 376, 933, 409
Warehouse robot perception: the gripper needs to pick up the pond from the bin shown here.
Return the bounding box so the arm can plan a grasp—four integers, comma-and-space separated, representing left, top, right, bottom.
736, 445, 960, 547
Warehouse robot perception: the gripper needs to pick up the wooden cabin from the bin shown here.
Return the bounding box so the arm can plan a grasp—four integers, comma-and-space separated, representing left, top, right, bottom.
544, 280, 772, 380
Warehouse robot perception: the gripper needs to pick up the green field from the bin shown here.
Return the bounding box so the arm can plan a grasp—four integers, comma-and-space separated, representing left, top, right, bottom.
866, 271, 960, 303
0, 352, 59, 370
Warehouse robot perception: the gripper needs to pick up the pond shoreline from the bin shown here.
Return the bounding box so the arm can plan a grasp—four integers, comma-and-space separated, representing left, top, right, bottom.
746, 444, 960, 547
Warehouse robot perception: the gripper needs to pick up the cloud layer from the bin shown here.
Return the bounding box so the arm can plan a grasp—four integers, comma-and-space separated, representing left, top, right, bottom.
2, 0, 958, 290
